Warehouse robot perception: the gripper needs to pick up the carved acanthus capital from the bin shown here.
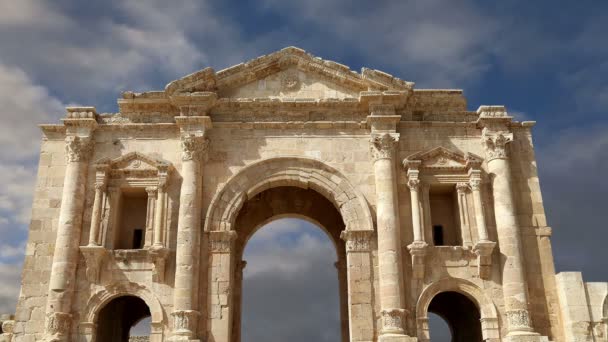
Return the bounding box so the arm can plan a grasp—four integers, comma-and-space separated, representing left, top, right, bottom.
145, 186, 158, 198
456, 182, 470, 193
481, 127, 513, 161
381, 308, 406, 334
65, 136, 93, 163
45, 312, 71, 337
340, 230, 373, 252
506, 309, 532, 331
469, 178, 482, 191
180, 134, 209, 162
171, 310, 200, 335
370, 133, 399, 161
208, 231, 237, 253
407, 178, 420, 191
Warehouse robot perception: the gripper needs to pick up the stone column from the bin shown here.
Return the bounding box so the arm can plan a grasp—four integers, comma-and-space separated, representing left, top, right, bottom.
45, 128, 95, 341
153, 183, 166, 247
370, 133, 409, 340
207, 231, 237, 342
469, 176, 489, 242
87, 180, 106, 247
481, 126, 537, 338
405, 163, 427, 280
171, 130, 209, 340
455, 183, 472, 247
340, 230, 375, 342
145, 187, 157, 248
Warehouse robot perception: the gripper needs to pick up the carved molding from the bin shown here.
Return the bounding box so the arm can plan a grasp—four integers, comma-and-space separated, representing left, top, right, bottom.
181, 134, 209, 162
506, 309, 532, 331
65, 136, 93, 163
456, 182, 470, 193
469, 178, 482, 191
481, 127, 513, 161
208, 231, 237, 253
147, 246, 169, 283
381, 308, 406, 334
340, 230, 373, 252
407, 241, 428, 279
407, 178, 420, 191
473, 240, 496, 280
370, 133, 398, 161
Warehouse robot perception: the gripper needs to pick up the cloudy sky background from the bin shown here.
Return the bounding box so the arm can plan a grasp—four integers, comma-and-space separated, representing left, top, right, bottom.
0, 0, 607, 340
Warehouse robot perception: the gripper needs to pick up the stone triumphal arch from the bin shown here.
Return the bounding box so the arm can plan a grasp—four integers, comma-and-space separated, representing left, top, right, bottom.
3, 47, 607, 342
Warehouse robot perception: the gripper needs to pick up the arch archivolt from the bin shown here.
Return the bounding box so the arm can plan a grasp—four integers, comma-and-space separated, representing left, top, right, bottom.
416, 278, 500, 341
79, 281, 165, 340
204, 156, 374, 233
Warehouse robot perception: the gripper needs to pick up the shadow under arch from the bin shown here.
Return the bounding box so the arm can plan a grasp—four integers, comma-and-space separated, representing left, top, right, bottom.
203, 156, 376, 342
416, 278, 500, 341
80, 282, 165, 341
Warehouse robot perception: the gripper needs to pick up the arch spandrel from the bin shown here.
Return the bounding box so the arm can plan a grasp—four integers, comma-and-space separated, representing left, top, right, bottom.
204, 156, 374, 234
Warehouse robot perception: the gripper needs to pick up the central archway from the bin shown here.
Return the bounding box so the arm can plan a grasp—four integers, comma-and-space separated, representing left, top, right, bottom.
204, 157, 375, 342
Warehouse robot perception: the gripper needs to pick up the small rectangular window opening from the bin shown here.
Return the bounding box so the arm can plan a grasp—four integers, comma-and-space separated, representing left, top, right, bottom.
433, 225, 444, 246
132, 229, 144, 249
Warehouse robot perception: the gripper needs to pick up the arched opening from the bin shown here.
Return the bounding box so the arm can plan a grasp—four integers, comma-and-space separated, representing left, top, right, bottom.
427, 292, 482, 342
96, 295, 151, 341
232, 186, 348, 342
428, 312, 452, 341
241, 218, 340, 341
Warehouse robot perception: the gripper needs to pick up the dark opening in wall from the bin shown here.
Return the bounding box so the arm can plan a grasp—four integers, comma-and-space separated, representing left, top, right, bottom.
132, 229, 144, 249
433, 225, 444, 246
115, 188, 148, 250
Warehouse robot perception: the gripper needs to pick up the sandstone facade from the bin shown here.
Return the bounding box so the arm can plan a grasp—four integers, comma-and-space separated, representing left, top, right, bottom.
3, 47, 607, 341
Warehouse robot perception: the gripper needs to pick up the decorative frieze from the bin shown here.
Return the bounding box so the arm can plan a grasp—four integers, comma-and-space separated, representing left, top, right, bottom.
340, 230, 373, 252
481, 127, 513, 161
65, 136, 93, 162
370, 133, 398, 160
180, 134, 209, 162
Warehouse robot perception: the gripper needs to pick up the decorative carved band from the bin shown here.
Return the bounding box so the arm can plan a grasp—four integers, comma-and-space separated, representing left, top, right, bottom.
481, 127, 513, 161
506, 309, 532, 330
370, 133, 398, 161
456, 182, 470, 193
208, 231, 237, 253
180, 134, 209, 162
469, 178, 481, 191
45, 312, 72, 336
340, 230, 373, 252
65, 136, 92, 163
381, 308, 406, 333
407, 178, 420, 191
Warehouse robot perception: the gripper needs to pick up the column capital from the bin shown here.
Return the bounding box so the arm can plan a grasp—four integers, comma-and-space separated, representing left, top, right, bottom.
456, 182, 470, 193
381, 308, 407, 334
481, 127, 513, 161
45, 311, 72, 337
171, 309, 200, 336
407, 178, 420, 191
370, 133, 399, 161
146, 186, 158, 198
65, 136, 93, 163
340, 230, 373, 252
469, 178, 482, 191
180, 134, 210, 162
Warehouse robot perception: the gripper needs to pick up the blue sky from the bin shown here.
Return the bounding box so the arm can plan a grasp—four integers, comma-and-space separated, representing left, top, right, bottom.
0, 0, 606, 339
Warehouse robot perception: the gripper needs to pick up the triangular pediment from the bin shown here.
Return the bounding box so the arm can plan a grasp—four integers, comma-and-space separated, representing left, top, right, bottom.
97, 152, 170, 172
164, 46, 414, 99
405, 147, 481, 170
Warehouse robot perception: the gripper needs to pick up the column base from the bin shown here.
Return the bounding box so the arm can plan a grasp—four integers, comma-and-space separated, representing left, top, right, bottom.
378, 334, 418, 342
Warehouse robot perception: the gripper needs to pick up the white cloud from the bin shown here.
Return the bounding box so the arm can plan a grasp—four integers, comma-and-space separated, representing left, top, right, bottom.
0, 261, 22, 314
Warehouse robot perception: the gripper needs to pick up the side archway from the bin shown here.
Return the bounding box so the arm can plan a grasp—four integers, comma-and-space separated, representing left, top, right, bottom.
416, 278, 500, 341
203, 156, 376, 342
80, 282, 165, 341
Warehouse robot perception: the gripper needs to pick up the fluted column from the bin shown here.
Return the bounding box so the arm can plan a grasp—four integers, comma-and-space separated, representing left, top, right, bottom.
481, 126, 537, 337
87, 181, 106, 246
469, 176, 489, 242
145, 187, 157, 248
171, 132, 209, 340
370, 133, 409, 339
45, 134, 94, 341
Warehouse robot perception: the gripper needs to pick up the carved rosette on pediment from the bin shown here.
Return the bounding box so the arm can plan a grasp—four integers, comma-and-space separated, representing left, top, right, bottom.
340, 230, 374, 253
481, 127, 513, 161
65, 136, 93, 163
381, 308, 406, 334
45, 312, 72, 337
370, 133, 399, 161
171, 310, 200, 335
208, 231, 237, 253
180, 134, 209, 162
